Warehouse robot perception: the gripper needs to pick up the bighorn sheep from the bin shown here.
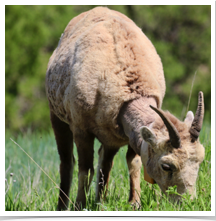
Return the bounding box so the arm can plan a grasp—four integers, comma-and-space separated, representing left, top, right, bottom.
45, 7, 205, 210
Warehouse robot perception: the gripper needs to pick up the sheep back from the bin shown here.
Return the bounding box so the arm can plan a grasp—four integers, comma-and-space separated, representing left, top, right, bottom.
45, 7, 165, 143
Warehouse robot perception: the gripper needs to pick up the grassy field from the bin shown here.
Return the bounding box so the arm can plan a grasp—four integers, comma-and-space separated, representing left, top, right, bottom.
5, 122, 211, 211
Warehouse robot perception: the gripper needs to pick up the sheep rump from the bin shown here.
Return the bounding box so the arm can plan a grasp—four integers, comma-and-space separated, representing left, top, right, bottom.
46, 7, 165, 146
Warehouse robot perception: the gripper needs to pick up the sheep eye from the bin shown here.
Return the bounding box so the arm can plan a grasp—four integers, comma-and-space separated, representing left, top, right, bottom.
161, 163, 172, 171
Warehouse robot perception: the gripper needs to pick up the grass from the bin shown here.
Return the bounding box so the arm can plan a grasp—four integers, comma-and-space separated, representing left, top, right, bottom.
5, 121, 211, 211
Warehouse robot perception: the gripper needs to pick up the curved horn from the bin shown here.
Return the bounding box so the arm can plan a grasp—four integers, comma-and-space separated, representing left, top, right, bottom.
189, 91, 204, 142
150, 105, 181, 148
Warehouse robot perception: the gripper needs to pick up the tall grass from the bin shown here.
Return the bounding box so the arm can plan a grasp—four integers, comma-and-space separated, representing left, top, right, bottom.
5, 121, 211, 211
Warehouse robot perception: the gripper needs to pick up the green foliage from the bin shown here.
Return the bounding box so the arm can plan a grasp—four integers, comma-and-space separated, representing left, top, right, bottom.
5, 122, 211, 211
131, 5, 211, 120
5, 5, 211, 133
165, 185, 182, 197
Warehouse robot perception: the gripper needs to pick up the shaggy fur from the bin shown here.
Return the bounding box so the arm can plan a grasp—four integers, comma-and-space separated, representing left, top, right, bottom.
46, 7, 204, 210
46, 6, 165, 148
46, 7, 165, 209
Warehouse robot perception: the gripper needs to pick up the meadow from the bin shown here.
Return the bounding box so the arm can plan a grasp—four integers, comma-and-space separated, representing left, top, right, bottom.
5, 121, 211, 211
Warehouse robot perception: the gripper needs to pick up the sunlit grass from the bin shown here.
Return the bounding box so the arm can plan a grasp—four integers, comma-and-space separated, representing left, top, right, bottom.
5, 121, 211, 211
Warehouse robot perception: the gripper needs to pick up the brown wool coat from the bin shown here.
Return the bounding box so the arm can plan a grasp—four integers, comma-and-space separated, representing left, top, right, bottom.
46, 7, 165, 145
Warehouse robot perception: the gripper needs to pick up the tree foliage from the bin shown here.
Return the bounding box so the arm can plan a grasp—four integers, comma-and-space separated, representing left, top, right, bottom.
5, 5, 211, 133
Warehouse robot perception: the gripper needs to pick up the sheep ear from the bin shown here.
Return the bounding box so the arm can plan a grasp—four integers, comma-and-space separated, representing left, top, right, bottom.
184, 111, 194, 127
140, 126, 157, 146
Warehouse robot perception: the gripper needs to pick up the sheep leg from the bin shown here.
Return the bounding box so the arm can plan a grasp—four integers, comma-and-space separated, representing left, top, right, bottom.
50, 111, 74, 211
96, 145, 119, 202
74, 130, 95, 210
126, 145, 142, 207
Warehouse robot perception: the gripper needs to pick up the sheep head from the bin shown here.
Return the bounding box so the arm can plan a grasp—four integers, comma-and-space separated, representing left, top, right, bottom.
140, 92, 205, 201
